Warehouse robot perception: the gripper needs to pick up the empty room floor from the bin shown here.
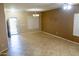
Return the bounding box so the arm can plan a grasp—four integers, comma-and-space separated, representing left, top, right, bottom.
7, 31, 79, 56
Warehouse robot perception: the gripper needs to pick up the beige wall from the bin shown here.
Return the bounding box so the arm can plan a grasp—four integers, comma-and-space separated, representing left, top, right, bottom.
0, 4, 8, 51
41, 4, 79, 43
5, 11, 41, 34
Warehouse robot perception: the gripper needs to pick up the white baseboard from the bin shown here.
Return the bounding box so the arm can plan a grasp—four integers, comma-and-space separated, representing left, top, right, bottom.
41, 31, 79, 45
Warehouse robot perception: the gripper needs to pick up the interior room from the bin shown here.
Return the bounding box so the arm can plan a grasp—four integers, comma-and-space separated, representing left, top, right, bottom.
0, 3, 79, 56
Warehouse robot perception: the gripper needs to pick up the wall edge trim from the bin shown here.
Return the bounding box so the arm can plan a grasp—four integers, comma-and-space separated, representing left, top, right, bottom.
0, 48, 8, 55
41, 31, 79, 45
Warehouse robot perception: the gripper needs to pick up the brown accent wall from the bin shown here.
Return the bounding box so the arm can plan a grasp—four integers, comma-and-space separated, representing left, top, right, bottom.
0, 4, 8, 51
41, 4, 79, 43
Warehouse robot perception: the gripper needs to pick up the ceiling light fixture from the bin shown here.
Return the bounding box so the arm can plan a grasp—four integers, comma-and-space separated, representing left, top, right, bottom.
63, 3, 72, 10
32, 8, 39, 17
33, 14, 39, 17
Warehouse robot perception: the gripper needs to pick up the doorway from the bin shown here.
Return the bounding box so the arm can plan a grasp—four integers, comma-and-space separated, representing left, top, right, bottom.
7, 17, 18, 37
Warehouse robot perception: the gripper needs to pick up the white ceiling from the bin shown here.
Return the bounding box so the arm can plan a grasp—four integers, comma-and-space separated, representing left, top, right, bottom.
4, 3, 63, 12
